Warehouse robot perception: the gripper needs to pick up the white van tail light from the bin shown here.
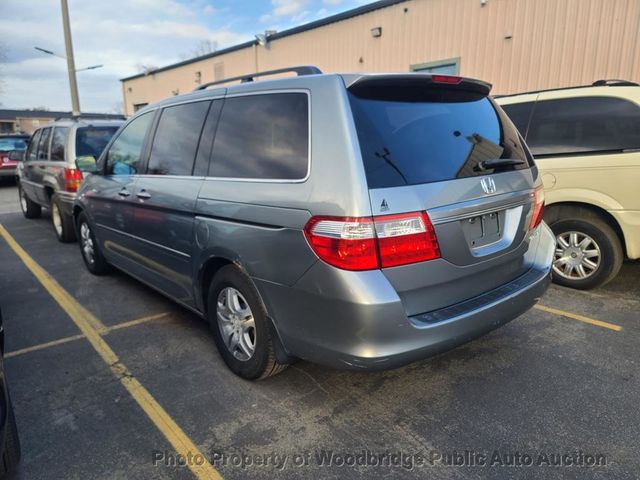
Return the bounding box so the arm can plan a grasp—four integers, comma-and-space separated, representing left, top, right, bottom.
304, 212, 440, 271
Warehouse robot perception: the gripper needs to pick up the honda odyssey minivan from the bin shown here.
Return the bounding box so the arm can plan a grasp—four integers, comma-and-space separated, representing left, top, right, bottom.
73, 67, 554, 379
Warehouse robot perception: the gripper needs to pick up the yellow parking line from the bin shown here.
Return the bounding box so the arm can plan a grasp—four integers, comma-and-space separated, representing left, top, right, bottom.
534, 304, 623, 332
5, 334, 86, 359
5, 312, 171, 359
104, 312, 170, 333
0, 225, 222, 480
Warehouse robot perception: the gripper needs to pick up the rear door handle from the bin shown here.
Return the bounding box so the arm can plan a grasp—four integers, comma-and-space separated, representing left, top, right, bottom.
136, 190, 151, 199
118, 188, 130, 198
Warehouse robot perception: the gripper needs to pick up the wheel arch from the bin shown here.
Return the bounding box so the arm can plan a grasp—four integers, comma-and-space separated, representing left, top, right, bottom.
544, 201, 627, 257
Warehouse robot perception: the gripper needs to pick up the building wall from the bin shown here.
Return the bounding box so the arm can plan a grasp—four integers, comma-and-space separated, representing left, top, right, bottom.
122, 0, 640, 116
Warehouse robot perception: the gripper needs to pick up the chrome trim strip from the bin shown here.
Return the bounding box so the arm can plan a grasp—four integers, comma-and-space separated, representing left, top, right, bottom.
429, 190, 533, 225
95, 223, 191, 258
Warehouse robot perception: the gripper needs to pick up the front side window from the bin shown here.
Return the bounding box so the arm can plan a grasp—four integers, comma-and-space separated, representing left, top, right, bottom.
50, 127, 69, 161
147, 101, 211, 176
106, 113, 153, 175
76, 126, 120, 160
37, 127, 51, 160
210, 93, 309, 180
526, 96, 640, 156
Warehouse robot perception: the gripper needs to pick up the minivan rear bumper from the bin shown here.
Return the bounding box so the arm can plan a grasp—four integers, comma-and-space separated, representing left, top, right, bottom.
257, 223, 554, 371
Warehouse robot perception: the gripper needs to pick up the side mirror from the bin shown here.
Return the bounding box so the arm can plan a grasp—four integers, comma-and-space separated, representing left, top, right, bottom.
76, 155, 98, 173
8, 150, 24, 162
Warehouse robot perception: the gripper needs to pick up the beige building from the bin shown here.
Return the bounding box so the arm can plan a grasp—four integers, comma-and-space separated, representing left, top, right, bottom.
121, 0, 640, 116
0, 109, 124, 134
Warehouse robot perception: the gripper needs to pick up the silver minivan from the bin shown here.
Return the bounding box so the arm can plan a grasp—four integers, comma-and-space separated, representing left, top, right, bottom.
73, 67, 554, 380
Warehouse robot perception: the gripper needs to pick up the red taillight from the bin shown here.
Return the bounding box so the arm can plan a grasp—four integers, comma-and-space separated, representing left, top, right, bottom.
529, 186, 545, 230
432, 75, 463, 85
64, 168, 83, 193
304, 212, 440, 271
303, 217, 378, 270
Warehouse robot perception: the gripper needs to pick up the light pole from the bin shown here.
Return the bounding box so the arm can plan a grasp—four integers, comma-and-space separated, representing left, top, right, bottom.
35, 2, 101, 116
61, 0, 80, 116
33, 42, 103, 115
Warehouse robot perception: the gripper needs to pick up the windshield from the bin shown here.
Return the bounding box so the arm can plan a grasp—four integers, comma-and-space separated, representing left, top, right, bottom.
349, 94, 532, 188
0, 138, 28, 151
76, 126, 119, 159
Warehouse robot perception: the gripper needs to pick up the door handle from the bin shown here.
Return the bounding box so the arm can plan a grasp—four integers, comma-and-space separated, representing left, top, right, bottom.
136, 190, 151, 200
118, 189, 130, 198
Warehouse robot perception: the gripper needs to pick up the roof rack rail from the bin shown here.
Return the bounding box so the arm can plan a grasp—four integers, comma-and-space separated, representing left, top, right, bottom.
592, 79, 639, 87
194, 65, 322, 91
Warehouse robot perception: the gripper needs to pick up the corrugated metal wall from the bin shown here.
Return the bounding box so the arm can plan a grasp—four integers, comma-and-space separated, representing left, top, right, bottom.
123, 0, 640, 115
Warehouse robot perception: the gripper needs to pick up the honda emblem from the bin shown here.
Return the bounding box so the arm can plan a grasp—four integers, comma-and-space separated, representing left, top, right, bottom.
480, 177, 496, 194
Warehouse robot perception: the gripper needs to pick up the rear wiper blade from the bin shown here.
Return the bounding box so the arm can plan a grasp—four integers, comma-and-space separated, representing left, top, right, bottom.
474, 158, 526, 171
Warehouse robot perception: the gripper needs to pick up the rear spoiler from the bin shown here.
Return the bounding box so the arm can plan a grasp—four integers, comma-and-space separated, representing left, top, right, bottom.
345, 74, 492, 100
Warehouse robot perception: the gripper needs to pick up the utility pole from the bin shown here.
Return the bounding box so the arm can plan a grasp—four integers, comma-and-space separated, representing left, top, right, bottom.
60, 0, 80, 116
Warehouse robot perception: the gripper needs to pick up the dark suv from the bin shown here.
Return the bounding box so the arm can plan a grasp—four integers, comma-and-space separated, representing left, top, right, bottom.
17, 119, 123, 241
73, 67, 554, 380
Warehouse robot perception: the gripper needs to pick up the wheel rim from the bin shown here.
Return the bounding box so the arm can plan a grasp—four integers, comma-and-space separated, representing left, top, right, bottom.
216, 287, 256, 362
52, 203, 62, 236
80, 222, 95, 265
19, 188, 27, 213
553, 231, 601, 280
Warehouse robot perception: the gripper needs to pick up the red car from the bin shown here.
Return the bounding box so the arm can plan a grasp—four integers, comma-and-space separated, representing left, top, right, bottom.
0, 134, 29, 182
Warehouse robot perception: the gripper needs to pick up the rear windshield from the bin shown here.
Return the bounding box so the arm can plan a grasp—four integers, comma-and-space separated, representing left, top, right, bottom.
0, 137, 28, 151
76, 126, 119, 159
349, 93, 532, 188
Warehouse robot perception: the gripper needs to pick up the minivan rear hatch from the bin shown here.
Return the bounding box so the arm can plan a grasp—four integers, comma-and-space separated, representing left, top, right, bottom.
347, 74, 540, 316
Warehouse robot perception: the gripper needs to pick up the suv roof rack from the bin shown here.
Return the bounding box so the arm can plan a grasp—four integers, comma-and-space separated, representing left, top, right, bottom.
592, 79, 639, 87
194, 65, 322, 91
496, 79, 639, 98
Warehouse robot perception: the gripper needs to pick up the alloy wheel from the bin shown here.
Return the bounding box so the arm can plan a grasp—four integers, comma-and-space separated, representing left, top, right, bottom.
80, 222, 95, 265
216, 287, 256, 361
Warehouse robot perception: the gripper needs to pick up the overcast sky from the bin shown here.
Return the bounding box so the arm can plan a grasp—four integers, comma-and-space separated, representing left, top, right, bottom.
0, 0, 368, 113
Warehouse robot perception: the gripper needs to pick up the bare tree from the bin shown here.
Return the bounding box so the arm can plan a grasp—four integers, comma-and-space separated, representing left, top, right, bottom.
111, 101, 124, 115
135, 63, 159, 75
192, 39, 218, 57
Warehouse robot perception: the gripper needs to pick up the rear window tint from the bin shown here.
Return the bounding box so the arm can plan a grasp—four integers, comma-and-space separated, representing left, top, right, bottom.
500, 101, 535, 138
349, 94, 530, 188
525, 96, 640, 156
210, 93, 309, 180
50, 127, 69, 161
148, 101, 211, 176
76, 126, 120, 159
0, 138, 28, 151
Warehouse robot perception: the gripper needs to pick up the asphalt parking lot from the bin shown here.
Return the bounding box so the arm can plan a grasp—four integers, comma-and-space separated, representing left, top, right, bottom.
0, 181, 639, 479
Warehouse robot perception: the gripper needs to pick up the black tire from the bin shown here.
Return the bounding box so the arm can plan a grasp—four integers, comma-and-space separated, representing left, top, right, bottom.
76, 211, 110, 275
547, 211, 623, 290
207, 265, 287, 380
18, 183, 41, 219
51, 194, 76, 243
0, 399, 21, 475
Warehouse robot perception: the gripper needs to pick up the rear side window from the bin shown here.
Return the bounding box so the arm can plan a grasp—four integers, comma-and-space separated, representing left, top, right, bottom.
76, 126, 120, 159
106, 113, 153, 175
148, 101, 211, 176
26, 130, 42, 161
500, 101, 535, 138
37, 127, 51, 160
50, 127, 69, 161
349, 93, 530, 188
525, 96, 640, 156
210, 93, 309, 180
